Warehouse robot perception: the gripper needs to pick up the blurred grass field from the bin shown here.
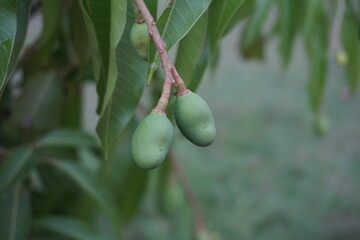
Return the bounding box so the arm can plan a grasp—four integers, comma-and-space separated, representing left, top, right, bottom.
121, 28, 360, 240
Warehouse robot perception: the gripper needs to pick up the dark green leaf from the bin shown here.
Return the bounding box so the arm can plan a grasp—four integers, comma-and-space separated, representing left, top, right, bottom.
38, 0, 62, 49
117, 162, 148, 222
278, 0, 302, 67
222, 0, 256, 36
342, 11, 360, 91
208, 0, 248, 55
188, 40, 211, 91
11, 72, 63, 134
240, 34, 266, 61
144, 0, 158, 18
48, 159, 118, 222
0, 147, 36, 193
175, 12, 208, 86
35, 216, 106, 240
305, 12, 328, 113
0, 183, 31, 240
242, 0, 276, 48
146, 0, 212, 85
303, 0, 325, 39
0, 0, 31, 96
97, 9, 147, 159
36, 128, 98, 149
77, 0, 127, 114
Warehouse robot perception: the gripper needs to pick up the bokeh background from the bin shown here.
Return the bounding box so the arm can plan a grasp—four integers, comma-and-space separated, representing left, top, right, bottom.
99, 27, 360, 239
13, 1, 360, 239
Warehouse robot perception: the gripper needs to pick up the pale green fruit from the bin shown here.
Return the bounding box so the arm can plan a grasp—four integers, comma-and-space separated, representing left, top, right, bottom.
131, 113, 173, 170
130, 22, 150, 60
313, 114, 329, 137
336, 50, 348, 66
175, 91, 216, 147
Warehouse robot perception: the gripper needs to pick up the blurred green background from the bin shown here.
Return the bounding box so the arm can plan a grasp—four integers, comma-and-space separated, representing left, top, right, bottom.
117, 27, 360, 240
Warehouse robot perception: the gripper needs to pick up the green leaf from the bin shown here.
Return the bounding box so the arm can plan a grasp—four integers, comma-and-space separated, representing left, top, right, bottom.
208, 0, 248, 55
188, 40, 211, 91
303, 0, 325, 39
242, 0, 276, 48
146, 0, 212, 85
97, 9, 147, 159
222, 0, 256, 36
0, 183, 31, 240
38, 0, 62, 49
77, 0, 127, 114
35, 216, 106, 240
36, 128, 98, 148
11, 72, 63, 134
0, 147, 36, 193
240, 34, 266, 61
144, 0, 158, 18
175, 11, 208, 86
48, 159, 119, 223
0, 0, 31, 96
305, 12, 328, 113
342, 11, 360, 91
117, 162, 148, 222
278, 0, 302, 67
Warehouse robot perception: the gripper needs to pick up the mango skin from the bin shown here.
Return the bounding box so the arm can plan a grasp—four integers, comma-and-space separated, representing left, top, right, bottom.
131, 113, 173, 170
130, 22, 150, 60
175, 91, 216, 147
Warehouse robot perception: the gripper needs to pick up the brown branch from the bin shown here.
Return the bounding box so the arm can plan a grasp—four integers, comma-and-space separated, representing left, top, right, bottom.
169, 150, 207, 232
133, 0, 187, 113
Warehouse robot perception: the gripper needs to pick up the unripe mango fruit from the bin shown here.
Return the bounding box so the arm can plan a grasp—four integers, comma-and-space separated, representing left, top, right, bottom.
130, 22, 150, 60
131, 112, 173, 170
313, 114, 329, 137
175, 91, 216, 147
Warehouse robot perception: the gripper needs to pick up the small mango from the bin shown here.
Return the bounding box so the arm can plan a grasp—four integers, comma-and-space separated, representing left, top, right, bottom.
175, 91, 216, 147
131, 112, 173, 170
130, 22, 150, 60
313, 114, 329, 137
336, 50, 348, 67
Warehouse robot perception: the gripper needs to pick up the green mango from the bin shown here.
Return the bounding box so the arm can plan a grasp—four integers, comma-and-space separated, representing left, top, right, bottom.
131, 113, 173, 170
175, 91, 216, 147
313, 113, 329, 137
130, 22, 150, 60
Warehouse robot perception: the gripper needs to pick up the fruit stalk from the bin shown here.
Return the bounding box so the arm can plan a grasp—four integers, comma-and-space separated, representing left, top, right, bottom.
133, 0, 187, 112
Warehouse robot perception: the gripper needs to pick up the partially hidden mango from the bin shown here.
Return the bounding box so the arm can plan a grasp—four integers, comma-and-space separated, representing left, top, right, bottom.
130, 22, 150, 60
175, 91, 216, 147
131, 112, 173, 170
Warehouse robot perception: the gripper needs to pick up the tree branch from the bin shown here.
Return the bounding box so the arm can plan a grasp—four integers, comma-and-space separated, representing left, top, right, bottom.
133, 0, 187, 113
169, 150, 207, 233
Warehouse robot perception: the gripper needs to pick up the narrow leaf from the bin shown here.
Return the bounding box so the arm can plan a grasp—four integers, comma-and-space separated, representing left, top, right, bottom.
77, 0, 127, 114
0, 183, 31, 240
242, 0, 276, 48
305, 12, 329, 113
48, 159, 119, 223
36, 128, 98, 148
97, 9, 147, 159
0, 147, 36, 193
342, 11, 360, 91
144, 0, 158, 18
278, 0, 302, 67
35, 216, 106, 240
208, 0, 248, 55
222, 0, 256, 36
188, 40, 211, 91
175, 12, 208, 86
146, 0, 212, 85
11, 72, 63, 134
0, 0, 31, 96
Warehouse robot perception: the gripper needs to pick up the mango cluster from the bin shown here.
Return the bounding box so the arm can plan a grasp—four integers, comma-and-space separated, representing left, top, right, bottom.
131, 91, 216, 170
